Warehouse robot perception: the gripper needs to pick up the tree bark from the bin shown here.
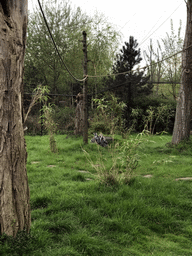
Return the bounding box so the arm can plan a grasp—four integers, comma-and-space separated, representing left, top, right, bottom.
0, 1, 31, 236
172, 0, 192, 144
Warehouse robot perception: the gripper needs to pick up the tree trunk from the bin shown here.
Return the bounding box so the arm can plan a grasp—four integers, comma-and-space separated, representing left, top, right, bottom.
74, 93, 84, 135
0, 1, 31, 236
172, 0, 192, 144
82, 31, 88, 144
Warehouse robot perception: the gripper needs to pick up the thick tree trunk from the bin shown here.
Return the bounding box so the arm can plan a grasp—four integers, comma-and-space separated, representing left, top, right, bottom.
172, 0, 192, 144
0, 1, 30, 236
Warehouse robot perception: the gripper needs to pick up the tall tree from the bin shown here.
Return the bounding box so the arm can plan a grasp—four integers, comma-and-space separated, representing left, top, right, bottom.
172, 0, 192, 144
0, 1, 31, 236
109, 37, 150, 126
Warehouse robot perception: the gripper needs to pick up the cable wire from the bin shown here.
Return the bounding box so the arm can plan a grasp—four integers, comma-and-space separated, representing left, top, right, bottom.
139, 3, 183, 48
37, 0, 86, 82
88, 42, 192, 79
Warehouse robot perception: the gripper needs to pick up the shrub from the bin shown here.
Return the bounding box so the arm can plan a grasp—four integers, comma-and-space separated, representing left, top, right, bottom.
53, 106, 75, 134
131, 96, 176, 133
83, 132, 143, 186
42, 103, 58, 153
90, 93, 126, 135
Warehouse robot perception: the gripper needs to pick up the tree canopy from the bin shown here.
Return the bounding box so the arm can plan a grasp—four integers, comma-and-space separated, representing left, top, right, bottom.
24, 0, 121, 96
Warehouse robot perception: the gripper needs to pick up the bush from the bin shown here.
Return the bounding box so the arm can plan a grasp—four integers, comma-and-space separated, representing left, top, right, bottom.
83, 132, 143, 186
53, 106, 75, 134
89, 93, 126, 135
131, 96, 176, 133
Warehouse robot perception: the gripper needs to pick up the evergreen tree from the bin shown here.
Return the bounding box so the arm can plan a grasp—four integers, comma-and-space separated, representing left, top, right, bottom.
107, 36, 151, 127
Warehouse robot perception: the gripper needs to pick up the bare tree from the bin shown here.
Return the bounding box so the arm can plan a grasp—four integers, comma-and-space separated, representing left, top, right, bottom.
0, 1, 31, 236
144, 39, 165, 95
162, 20, 183, 100
172, 0, 192, 144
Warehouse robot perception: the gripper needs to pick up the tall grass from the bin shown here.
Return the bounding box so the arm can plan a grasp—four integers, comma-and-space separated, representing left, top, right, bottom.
1, 134, 192, 255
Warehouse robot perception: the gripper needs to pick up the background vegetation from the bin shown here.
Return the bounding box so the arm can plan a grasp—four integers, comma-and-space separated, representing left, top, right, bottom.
23, 0, 183, 136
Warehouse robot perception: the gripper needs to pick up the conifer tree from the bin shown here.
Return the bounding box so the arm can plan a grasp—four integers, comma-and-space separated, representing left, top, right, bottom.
109, 36, 151, 126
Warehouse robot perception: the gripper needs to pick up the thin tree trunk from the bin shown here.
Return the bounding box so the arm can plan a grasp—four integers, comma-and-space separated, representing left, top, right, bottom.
172, 0, 192, 144
82, 31, 88, 144
0, 1, 31, 236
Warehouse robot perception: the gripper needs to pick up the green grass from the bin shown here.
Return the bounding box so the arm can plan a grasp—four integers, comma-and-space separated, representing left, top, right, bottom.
1, 133, 192, 255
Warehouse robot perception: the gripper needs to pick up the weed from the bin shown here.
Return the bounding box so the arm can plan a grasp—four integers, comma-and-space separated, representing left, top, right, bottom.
83, 132, 144, 185
41, 104, 58, 153
90, 93, 126, 135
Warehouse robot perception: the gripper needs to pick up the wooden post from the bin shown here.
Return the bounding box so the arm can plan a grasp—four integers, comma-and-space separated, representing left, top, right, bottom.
82, 31, 88, 144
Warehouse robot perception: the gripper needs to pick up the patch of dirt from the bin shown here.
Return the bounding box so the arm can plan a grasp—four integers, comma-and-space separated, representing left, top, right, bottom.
143, 175, 153, 178
175, 177, 192, 181
47, 165, 56, 168
31, 161, 40, 164
78, 170, 89, 173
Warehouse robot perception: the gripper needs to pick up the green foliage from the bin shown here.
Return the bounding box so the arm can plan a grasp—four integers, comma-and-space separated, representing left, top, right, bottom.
24, 84, 50, 124
83, 132, 144, 186
131, 96, 176, 133
104, 37, 151, 127
41, 103, 58, 153
143, 104, 173, 134
90, 93, 126, 135
53, 106, 75, 134
25, 0, 121, 95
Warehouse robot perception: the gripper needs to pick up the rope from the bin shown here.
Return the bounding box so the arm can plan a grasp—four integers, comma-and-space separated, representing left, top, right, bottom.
88, 42, 192, 79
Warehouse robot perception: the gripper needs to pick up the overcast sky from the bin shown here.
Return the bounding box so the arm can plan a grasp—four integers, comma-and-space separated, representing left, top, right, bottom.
28, 0, 187, 62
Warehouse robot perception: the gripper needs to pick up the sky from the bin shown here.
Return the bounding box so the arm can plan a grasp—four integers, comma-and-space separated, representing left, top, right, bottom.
28, 0, 187, 63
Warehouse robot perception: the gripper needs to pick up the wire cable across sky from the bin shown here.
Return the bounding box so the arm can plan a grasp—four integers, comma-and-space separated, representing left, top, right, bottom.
36, 0, 189, 82
138, 2, 183, 48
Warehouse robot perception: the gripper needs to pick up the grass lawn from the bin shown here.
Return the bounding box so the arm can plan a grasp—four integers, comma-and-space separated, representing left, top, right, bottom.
1, 133, 192, 255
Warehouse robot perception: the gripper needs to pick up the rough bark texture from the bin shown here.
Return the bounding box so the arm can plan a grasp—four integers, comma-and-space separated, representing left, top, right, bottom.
0, 1, 31, 236
172, 0, 192, 144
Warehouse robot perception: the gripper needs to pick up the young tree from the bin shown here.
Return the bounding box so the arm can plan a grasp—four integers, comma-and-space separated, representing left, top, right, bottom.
0, 1, 31, 236
109, 37, 150, 126
172, 0, 192, 144
144, 39, 165, 95
161, 19, 183, 100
